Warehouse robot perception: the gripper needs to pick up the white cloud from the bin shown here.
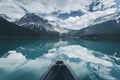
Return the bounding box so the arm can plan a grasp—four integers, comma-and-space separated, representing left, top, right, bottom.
0, 0, 118, 29
0, 50, 26, 71
0, 44, 119, 80
0, 50, 52, 80
0, 0, 116, 17
59, 8, 117, 30
68, 61, 117, 80
59, 45, 113, 67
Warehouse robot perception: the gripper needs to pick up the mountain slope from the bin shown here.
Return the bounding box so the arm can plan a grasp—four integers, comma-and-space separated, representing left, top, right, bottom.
15, 13, 68, 36
0, 17, 39, 37
0, 14, 12, 21
75, 12, 120, 39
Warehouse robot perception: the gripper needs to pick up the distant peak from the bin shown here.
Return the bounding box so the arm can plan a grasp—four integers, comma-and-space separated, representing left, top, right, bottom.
16, 13, 48, 24
23, 13, 38, 19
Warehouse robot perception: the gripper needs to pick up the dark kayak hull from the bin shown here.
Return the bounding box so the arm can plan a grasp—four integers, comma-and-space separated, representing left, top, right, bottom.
40, 57, 78, 80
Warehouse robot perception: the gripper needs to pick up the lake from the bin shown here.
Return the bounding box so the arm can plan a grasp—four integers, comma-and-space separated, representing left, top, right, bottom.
0, 38, 120, 80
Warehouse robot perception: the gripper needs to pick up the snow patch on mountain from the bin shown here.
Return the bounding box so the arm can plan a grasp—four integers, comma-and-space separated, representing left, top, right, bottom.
93, 11, 120, 25
16, 13, 68, 34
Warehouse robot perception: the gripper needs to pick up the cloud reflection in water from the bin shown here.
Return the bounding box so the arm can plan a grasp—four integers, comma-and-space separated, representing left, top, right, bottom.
0, 38, 120, 80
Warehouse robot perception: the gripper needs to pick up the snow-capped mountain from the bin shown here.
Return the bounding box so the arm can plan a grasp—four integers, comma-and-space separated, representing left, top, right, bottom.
93, 12, 120, 25
0, 0, 120, 38
15, 13, 68, 36
75, 12, 120, 39
16, 13, 48, 25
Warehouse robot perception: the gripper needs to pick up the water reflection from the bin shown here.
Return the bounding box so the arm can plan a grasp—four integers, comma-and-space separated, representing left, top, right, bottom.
0, 38, 120, 80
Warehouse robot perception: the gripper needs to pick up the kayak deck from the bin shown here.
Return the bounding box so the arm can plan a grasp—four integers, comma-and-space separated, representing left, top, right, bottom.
40, 57, 78, 80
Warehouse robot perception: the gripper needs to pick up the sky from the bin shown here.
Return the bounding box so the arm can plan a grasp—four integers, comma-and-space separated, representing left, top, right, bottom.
0, 0, 119, 29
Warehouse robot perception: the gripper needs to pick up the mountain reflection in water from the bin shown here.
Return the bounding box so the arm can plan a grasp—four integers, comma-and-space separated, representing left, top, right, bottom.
0, 38, 120, 80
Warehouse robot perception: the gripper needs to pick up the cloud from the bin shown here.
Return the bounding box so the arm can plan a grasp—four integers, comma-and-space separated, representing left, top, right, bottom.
59, 45, 113, 67
0, 0, 118, 29
0, 0, 116, 16
59, 8, 117, 30
0, 44, 119, 80
0, 50, 52, 80
0, 50, 26, 72
68, 61, 117, 80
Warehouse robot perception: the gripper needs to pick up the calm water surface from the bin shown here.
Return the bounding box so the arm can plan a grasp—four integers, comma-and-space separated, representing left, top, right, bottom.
0, 38, 120, 80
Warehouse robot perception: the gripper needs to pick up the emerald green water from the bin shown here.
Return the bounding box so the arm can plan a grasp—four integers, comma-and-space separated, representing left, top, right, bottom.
0, 38, 120, 80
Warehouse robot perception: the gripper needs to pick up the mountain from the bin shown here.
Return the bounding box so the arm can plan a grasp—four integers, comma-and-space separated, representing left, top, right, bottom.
0, 14, 12, 21
15, 13, 68, 36
0, 14, 9, 19
1, 12, 120, 39
16, 13, 48, 24
0, 17, 39, 37
75, 12, 120, 39
0, 0, 118, 38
